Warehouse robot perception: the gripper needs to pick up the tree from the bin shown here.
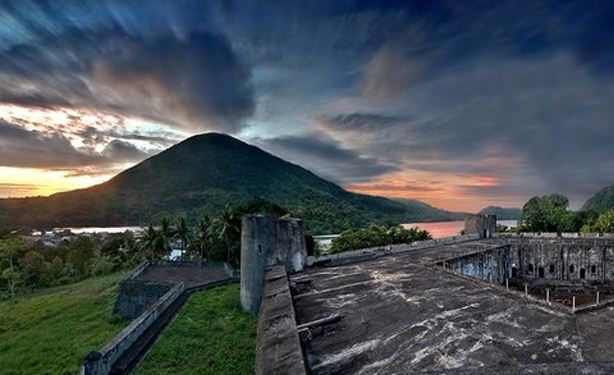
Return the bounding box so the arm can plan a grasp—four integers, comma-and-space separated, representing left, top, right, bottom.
175, 216, 190, 258
194, 215, 215, 260
21, 251, 45, 286
215, 205, 240, 266
581, 209, 614, 233
66, 236, 98, 276
158, 216, 175, 258
139, 224, 165, 259
1, 267, 23, 300
519, 194, 578, 233
330, 224, 431, 253
44, 257, 64, 285
0, 237, 26, 300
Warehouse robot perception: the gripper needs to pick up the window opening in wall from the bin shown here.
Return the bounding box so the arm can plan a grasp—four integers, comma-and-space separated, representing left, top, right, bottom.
569, 264, 575, 274
591, 265, 596, 274
511, 267, 518, 278
549, 264, 555, 273
538, 267, 545, 278
528, 263, 534, 273
580, 268, 586, 279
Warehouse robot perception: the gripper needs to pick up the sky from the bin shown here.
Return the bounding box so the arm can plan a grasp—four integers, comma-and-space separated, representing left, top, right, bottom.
0, 0, 613, 212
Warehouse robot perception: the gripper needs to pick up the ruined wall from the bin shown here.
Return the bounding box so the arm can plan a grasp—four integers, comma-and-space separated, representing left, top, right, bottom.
464, 214, 497, 238
444, 246, 512, 284
81, 282, 185, 375
307, 234, 480, 267
255, 266, 307, 375
509, 238, 614, 281
240, 214, 308, 315
113, 280, 173, 319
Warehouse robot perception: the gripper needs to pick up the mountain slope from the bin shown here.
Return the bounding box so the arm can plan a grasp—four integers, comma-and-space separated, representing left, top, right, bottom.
582, 183, 614, 212
478, 206, 522, 220
0, 133, 459, 233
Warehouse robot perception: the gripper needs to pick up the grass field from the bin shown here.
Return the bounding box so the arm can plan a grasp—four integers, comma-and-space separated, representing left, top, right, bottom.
134, 284, 257, 375
0, 272, 128, 375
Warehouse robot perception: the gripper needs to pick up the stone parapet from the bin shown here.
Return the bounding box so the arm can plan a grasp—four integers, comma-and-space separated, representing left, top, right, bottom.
255, 266, 307, 375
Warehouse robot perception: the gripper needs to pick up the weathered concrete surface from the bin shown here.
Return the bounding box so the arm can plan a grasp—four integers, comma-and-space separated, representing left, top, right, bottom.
464, 214, 496, 238
293, 239, 614, 374
255, 266, 307, 375
134, 262, 232, 287
113, 280, 173, 319
113, 261, 232, 319
241, 214, 307, 315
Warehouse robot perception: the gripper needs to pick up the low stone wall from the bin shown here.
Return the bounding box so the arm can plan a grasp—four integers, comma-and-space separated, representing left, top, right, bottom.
113, 280, 174, 319
126, 261, 150, 279
440, 245, 512, 285
81, 281, 185, 375
306, 234, 480, 267
498, 232, 614, 239
148, 259, 236, 276
255, 266, 307, 375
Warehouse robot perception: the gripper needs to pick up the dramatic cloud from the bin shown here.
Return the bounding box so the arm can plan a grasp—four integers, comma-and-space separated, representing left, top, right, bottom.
91, 32, 254, 132
319, 53, 614, 208
0, 29, 254, 132
0, 120, 153, 170
255, 134, 398, 183
0, 121, 100, 168
2, 1, 614, 209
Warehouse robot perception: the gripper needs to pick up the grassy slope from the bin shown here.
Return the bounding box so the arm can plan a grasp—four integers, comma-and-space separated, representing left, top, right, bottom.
0, 273, 127, 375
134, 285, 257, 375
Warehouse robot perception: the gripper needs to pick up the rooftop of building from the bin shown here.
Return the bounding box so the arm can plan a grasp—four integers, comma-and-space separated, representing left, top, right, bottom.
291, 238, 614, 375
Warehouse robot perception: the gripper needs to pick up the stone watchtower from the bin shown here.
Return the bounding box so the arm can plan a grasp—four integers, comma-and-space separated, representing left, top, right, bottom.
464, 214, 497, 238
240, 214, 307, 315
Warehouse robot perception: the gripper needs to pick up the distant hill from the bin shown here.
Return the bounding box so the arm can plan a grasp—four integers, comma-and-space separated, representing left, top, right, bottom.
393, 198, 465, 222
582, 183, 614, 212
0, 133, 461, 233
478, 206, 522, 220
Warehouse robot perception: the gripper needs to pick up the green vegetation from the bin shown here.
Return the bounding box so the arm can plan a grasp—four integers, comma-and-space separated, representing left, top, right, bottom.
479, 206, 522, 220
0, 230, 140, 300
0, 197, 286, 299
582, 183, 614, 212
0, 272, 127, 375
134, 285, 256, 375
0, 133, 459, 233
516, 193, 597, 233
517, 194, 580, 232
580, 209, 614, 233
330, 224, 431, 253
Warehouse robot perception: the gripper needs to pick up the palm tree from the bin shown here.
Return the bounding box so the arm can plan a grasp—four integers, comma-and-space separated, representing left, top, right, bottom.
195, 215, 214, 260
215, 205, 240, 265
158, 216, 175, 258
175, 216, 189, 258
139, 224, 163, 259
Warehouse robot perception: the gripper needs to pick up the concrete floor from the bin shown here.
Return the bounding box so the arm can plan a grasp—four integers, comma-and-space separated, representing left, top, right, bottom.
135, 264, 231, 288
292, 239, 614, 374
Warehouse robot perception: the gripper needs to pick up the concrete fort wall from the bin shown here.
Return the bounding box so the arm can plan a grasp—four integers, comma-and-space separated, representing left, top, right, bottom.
255, 266, 307, 375
148, 259, 236, 277
499, 236, 614, 282
113, 280, 173, 319
81, 281, 185, 375
306, 234, 481, 267
464, 214, 497, 238
443, 245, 512, 284
241, 214, 307, 315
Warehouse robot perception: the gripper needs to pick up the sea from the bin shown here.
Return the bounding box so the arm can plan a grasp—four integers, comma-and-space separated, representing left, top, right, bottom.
312, 219, 518, 248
